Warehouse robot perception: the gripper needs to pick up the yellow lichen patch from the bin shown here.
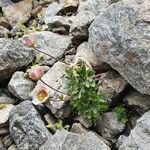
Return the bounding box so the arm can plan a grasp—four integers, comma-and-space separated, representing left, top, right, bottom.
0, 104, 7, 110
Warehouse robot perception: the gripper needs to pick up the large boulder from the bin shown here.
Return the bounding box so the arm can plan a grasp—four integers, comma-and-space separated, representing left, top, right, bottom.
119, 110, 150, 150
0, 38, 34, 81
9, 101, 51, 150
89, 0, 150, 95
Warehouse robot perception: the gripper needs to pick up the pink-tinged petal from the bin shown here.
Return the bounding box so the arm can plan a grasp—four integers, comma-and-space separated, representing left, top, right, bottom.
28, 67, 45, 81
24, 38, 35, 48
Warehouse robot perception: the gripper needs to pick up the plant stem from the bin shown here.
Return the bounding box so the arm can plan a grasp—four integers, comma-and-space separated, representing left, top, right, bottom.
40, 79, 68, 95
33, 46, 69, 65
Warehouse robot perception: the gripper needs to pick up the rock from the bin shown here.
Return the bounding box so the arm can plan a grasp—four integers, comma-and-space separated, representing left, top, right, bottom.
116, 135, 127, 149
71, 123, 88, 134
44, 2, 63, 18
2, 0, 33, 25
98, 71, 127, 103
44, 16, 74, 31
75, 42, 110, 71
8, 144, 17, 150
9, 101, 51, 150
75, 116, 92, 128
40, 130, 111, 150
123, 88, 150, 111
0, 17, 10, 29
0, 104, 14, 127
23, 31, 71, 65
32, 62, 71, 118
119, 110, 150, 150
8, 71, 35, 100
65, 55, 75, 64
97, 112, 125, 140
59, 0, 79, 12
70, 0, 111, 45
0, 26, 10, 37
0, 94, 16, 104
0, 38, 34, 82
0, 127, 9, 136
0, 138, 5, 150
89, 0, 150, 95
2, 134, 14, 149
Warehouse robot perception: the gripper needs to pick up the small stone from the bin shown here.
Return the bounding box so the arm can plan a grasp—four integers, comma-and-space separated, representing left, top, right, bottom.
9, 101, 51, 150
2, 0, 33, 25
0, 127, 9, 136
7, 144, 17, 150
0, 26, 10, 38
98, 71, 127, 103
23, 31, 71, 65
71, 123, 88, 134
0, 95, 16, 104
123, 88, 150, 111
119, 110, 150, 150
97, 112, 125, 140
0, 104, 14, 127
116, 135, 127, 149
8, 71, 35, 100
32, 62, 71, 118
0, 38, 34, 82
2, 134, 14, 149
75, 42, 110, 71
75, 116, 92, 128
0, 17, 10, 29
70, 0, 111, 45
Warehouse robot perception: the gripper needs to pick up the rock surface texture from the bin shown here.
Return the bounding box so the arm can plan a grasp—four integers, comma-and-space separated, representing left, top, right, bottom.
119, 110, 150, 150
89, 0, 150, 95
40, 130, 111, 150
0, 38, 34, 81
9, 101, 51, 150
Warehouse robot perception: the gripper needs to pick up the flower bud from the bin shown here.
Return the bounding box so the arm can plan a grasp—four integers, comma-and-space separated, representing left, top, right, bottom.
24, 38, 35, 48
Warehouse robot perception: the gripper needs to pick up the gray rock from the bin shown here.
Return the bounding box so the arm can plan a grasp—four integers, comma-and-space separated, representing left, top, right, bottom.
89, 0, 150, 95
9, 101, 51, 150
32, 62, 70, 118
0, 95, 16, 104
116, 135, 127, 149
98, 71, 127, 103
23, 31, 71, 65
70, 0, 110, 44
119, 110, 150, 150
2, 134, 14, 149
71, 123, 88, 134
8, 71, 35, 100
123, 88, 150, 111
40, 130, 111, 150
44, 16, 75, 31
0, 138, 5, 150
0, 38, 34, 81
8, 144, 17, 150
75, 42, 110, 71
0, 104, 14, 127
0, 127, 9, 136
2, 0, 33, 25
0, 0, 12, 7
74, 116, 92, 128
0, 26, 10, 37
97, 112, 125, 140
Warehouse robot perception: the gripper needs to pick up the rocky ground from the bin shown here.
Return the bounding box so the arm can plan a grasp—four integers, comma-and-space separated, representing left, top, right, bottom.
0, 0, 149, 149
